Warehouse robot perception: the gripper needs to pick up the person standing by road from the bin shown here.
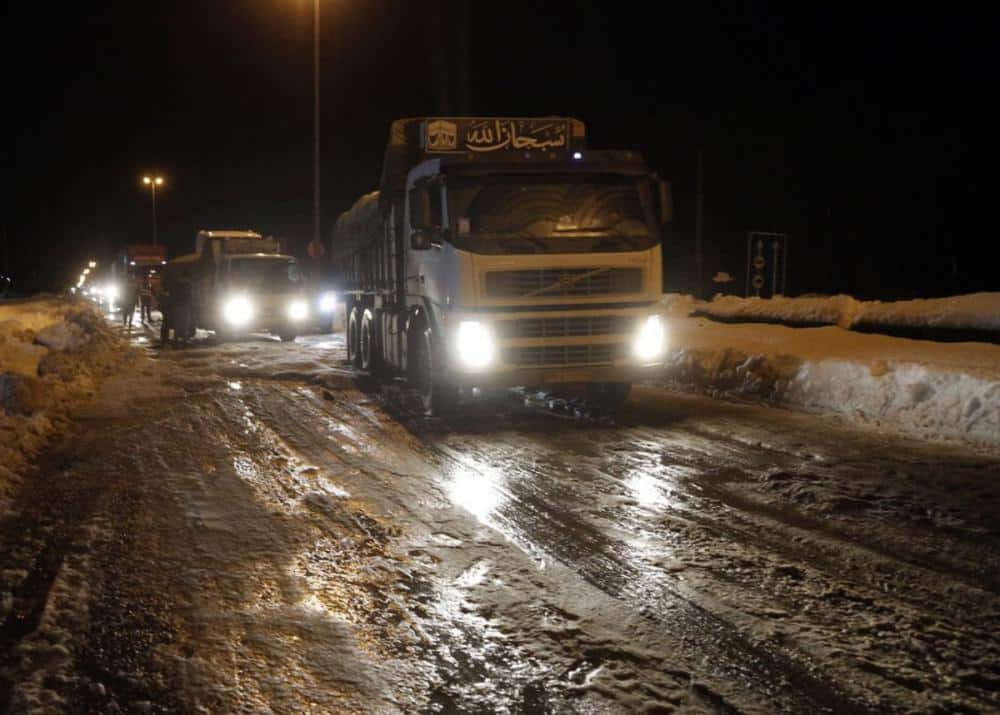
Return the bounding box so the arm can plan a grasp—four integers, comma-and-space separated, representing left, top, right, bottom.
139, 275, 153, 323
121, 278, 139, 330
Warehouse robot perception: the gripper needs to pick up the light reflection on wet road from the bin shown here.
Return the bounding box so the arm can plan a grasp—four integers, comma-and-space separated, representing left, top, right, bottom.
1, 329, 998, 713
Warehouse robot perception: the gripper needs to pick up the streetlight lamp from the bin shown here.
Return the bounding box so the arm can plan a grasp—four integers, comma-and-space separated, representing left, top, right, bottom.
142, 175, 165, 246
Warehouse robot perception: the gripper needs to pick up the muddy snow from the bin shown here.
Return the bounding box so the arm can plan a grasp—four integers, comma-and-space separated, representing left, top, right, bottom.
0, 297, 132, 503
0, 317, 997, 713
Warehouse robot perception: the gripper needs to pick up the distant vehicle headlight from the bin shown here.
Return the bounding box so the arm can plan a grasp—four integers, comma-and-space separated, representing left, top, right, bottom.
633, 315, 667, 362
288, 299, 309, 321
456, 320, 495, 369
318, 291, 337, 313
105, 284, 119, 301
223, 295, 254, 326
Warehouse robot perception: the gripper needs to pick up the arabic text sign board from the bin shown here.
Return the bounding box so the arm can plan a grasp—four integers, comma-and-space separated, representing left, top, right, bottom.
422, 118, 576, 156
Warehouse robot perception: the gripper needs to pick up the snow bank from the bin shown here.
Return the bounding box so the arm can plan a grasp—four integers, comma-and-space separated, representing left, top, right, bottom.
687, 292, 1000, 333
660, 317, 1000, 449
855, 292, 1000, 332
0, 296, 131, 502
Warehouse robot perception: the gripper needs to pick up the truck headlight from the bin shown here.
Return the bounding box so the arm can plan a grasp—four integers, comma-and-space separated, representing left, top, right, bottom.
105, 284, 119, 302
288, 299, 309, 321
457, 320, 495, 369
223, 295, 254, 326
318, 291, 337, 313
633, 315, 667, 361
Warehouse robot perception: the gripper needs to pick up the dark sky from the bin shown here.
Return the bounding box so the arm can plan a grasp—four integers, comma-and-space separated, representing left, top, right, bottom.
5, 2, 999, 298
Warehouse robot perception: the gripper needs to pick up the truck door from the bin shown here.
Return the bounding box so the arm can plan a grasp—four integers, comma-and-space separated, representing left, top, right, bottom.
406, 177, 450, 312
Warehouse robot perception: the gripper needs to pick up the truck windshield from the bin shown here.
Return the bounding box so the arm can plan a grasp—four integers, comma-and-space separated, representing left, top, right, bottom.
446, 173, 660, 254
228, 260, 301, 290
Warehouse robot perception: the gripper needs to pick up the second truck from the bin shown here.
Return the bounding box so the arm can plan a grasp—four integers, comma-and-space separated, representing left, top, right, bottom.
160, 230, 310, 344
332, 117, 672, 414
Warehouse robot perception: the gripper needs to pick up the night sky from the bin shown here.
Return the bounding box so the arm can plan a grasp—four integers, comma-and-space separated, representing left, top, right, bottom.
5, 2, 998, 299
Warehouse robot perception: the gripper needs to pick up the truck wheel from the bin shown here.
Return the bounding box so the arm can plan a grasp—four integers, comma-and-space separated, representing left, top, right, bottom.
279, 331, 297, 342
411, 328, 457, 417
347, 307, 362, 368
586, 382, 632, 411
360, 311, 379, 373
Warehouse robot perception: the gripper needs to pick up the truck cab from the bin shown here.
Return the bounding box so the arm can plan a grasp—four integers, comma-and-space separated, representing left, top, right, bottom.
335, 118, 672, 414
213, 252, 309, 341
161, 230, 311, 343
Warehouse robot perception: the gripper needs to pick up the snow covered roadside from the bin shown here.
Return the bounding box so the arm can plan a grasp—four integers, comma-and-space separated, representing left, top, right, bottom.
659, 295, 1000, 449
693, 291, 1000, 333
0, 296, 132, 503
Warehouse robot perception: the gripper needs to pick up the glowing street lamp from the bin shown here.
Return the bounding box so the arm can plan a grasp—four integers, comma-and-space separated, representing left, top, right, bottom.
142, 175, 165, 246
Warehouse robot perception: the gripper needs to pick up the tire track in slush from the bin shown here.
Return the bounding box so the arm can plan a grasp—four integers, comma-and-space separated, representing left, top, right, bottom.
245, 382, 867, 714
424, 418, 1000, 712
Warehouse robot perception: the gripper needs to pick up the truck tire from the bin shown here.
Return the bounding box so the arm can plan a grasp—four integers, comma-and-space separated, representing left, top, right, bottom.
360, 310, 378, 373
347, 306, 362, 368
279, 331, 297, 342
160, 315, 171, 346
410, 326, 457, 417
216, 324, 235, 343
586, 382, 632, 411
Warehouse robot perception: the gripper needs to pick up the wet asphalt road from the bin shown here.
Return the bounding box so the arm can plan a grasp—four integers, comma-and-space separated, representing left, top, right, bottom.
1, 327, 998, 713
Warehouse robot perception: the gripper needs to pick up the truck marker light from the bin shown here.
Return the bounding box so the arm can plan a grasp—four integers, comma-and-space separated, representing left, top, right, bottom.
288, 299, 309, 321
573, 151, 583, 160
633, 315, 666, 362
457, 321, 495, 369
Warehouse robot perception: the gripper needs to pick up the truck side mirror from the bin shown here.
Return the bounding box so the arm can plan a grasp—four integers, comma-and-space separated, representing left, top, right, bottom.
410, 229, 432, 251
409, 185, 431, 230
657, 179, 673, 224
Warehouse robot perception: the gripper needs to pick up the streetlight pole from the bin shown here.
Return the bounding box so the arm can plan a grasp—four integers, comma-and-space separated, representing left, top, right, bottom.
313, 0, 321, 253
142, 176, 165, 246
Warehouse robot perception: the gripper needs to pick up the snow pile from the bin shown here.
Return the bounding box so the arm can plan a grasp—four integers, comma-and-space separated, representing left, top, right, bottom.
0, 296, 130, 499
689, 293, 860, 327
855, 292, 1000, 332
687, 292, 1000, 333
661, 317, 1000, 448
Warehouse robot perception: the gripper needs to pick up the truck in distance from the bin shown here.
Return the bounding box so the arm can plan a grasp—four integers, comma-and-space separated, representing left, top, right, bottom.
160, 230, 310, 344
332, 117, 672, 415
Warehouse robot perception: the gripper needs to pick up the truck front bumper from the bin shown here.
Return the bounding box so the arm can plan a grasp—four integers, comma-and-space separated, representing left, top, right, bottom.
439, 307, 669, 389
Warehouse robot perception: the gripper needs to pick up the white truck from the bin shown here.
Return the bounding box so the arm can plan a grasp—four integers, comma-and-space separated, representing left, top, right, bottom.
160, 230, 311, 343
332, 117, 672, 414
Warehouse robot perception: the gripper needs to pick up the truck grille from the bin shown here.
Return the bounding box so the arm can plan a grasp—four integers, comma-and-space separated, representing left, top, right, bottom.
503, 344, 625, 367
485, 268, 642, 298
497, 315, 632, 339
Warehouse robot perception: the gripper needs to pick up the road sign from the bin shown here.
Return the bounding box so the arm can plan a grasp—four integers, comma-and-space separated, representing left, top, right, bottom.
745, 232, 788, 298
